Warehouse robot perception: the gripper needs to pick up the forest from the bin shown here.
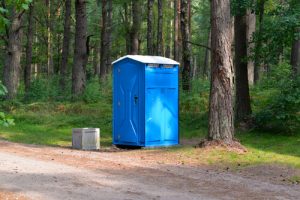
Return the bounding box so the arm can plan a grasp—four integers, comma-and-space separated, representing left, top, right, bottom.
0, 0, 299, 198
0, 0, 299, 193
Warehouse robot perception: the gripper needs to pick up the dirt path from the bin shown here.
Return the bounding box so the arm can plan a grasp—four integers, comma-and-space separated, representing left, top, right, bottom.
0, 140, 299, 200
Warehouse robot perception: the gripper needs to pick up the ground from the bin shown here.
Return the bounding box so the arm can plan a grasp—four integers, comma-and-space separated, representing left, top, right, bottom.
0, 140, 299, 200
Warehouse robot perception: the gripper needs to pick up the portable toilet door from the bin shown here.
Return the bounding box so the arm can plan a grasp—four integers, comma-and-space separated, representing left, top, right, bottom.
112, 55, 179, 147
112, 58, 143, 146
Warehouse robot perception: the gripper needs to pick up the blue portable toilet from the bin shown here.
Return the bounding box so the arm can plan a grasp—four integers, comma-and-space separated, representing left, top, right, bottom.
112, 55, 179, 147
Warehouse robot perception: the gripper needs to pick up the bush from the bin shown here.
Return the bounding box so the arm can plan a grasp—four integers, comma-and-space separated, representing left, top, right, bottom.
254, 68, 300, 133
0, 81, 14, 126
26, 76, 71, 102
83, 77, 102, 103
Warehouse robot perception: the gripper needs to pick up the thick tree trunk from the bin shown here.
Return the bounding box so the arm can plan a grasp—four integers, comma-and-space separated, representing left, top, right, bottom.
157, 0, 163, 56
246, 10, 256, 85
130, 0, 141, 55
3, 9, 23, 100
208, 0, 234, 143
147, 0, 154, 55
25, 3, 35, 94
173, 0, 180, 61
203, 28, 211, 78
291, 27, 300, 76
254, 1, 265, 84
60, 0, 71, 91
181, 0, 191, 91
235, 13, 252, 124
72, 0, 87, 97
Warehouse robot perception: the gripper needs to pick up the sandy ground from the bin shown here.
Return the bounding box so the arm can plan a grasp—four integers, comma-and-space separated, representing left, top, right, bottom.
0, 140, 299, 200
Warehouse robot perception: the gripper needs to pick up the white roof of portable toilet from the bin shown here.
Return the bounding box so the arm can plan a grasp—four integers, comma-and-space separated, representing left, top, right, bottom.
112, 55, 180, 65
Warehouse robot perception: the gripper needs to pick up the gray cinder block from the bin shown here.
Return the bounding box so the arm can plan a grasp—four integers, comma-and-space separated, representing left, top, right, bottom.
72, 128, 100, 150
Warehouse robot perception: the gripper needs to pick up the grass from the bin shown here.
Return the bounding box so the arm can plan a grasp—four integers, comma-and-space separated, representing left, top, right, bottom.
0, 100, 299, 169
0, 77, 299, 169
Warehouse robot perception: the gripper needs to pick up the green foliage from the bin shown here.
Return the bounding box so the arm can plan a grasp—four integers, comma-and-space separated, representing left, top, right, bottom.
0, 81, 14, 127
25, 76, 69, 102
83, 78, 102, 103
254, 64, 300, 133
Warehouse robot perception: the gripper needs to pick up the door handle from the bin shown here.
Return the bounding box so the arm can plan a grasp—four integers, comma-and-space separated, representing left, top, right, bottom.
134, 96, 138, 104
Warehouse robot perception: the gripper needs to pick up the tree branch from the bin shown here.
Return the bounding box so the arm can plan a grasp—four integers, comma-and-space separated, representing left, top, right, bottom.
184, 40, 211, 50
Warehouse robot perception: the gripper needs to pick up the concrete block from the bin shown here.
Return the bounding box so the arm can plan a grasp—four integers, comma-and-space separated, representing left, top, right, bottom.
72, 128, 100, 150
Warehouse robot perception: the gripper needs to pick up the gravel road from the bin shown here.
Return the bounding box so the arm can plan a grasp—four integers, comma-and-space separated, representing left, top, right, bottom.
0, 140, 299, 200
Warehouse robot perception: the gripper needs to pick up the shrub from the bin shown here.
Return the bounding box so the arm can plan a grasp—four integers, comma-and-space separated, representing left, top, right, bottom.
0, 81, 14, 126
254, 75, 300, 133
83, 77, 102, 103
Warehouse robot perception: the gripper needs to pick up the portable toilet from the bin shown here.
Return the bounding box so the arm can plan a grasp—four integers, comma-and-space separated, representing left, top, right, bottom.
112, 55, 179, 147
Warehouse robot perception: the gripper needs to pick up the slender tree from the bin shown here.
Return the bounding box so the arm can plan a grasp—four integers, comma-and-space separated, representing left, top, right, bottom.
291, 27, 300, 76
174, 0, 180, 61
181, 0, 192, 91
25, 2, 35, 95
72, 0, 87, 97
130, 0, 141, 55
100, 0, 108, 78
254, 0, 265, 83
60, 0, 71, 91
203, 28, 211, 78
246, 10, 256, 85
157, 0, 164, 56
147, 0, 154, 55
208, 0, 234, 143
234, 5, 252, 124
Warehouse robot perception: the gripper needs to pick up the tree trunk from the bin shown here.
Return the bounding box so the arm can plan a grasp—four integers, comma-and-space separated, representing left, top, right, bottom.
180, 0, 191, 91
147, 0, 154, 55
100, 0, 108, 78
208, 0, 234, 143
3, 8, 23, 100
291, 27, 300, 76
72, 0, 87, 97
25, 3, 35, 94
234, 12, 252, 124
106, 0, 113, 74
173, 0, 180, 61
246, 10, 256, 85
203, 28, 211, 78
130, 0, 141, 55
157, 0, 163, 56
45, 0, 54, 76
60, 0, 71, 91
254, 0, 265, 84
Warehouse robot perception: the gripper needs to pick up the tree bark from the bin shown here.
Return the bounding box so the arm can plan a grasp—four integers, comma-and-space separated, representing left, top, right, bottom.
208, 0, 234, 143
173, 0, 180, 61
60, 0, 71, 91
291, 27, 300, 76
181, 0, 191, 91
3, 8, 23, 100
72, 0, 87, 97
147, 0, 154, 55
100, 0, 108, 78
130, 0, 141, 55
254, 0, 265, 84
246, 10, 256, 85
25, 3, 35, 94
45, 0, 54, 76
234, 12, 252, 124
157, 0, 163, 56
